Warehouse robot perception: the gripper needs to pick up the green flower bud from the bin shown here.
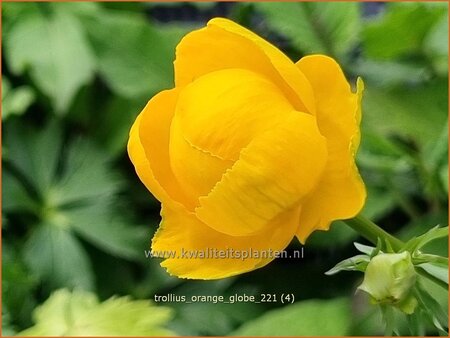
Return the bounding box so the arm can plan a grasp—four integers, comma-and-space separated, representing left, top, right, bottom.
358, 251, 417, 314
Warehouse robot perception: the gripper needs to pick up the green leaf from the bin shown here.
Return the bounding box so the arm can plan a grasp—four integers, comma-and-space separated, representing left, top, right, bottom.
23, 223, 94, 290
407, 310, 426, 336
362, 2, 446, 59
402, 226, 449, 253
4, 119, 62, 196
4, 6, 95, 113
1, 77, 35, 120
417, 263, 448, 285
51, 139, 122, 207
326, 255, 370, 275
325, 254, 370, 275
66, 201, 148, 260
83, 11, 189, 97
354, 242, 376, 255
2, 169, 37, 213
19, 289, 174, 336
254, 2, 360, 59
414, 285, 449, 335
232, 298, 351, 336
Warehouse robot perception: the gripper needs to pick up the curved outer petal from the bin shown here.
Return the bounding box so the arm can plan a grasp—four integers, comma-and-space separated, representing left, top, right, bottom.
195, 111, 328, 237
128, 89, 194, 210
295, 55, 366, 242
174, 17, 316, 115
152, 203, 301, 279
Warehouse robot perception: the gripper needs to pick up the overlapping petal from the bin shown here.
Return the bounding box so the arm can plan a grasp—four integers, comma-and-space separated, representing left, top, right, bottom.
196, 111, 328, 236
152, 203, 301, 279
169, 68, 296, 202
295, 55, 366, 242
128, 89, 193, 209
174, 18, 315, 114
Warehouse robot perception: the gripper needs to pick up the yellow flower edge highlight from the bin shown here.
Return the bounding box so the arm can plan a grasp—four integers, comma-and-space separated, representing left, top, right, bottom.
128, 18, 366, 279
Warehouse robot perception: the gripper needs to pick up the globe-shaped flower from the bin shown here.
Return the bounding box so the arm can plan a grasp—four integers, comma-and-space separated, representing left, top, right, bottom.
128, 18, 366, 279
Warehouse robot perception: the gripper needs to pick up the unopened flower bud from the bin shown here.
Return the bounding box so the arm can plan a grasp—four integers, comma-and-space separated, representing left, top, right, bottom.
358, 251, 417, 314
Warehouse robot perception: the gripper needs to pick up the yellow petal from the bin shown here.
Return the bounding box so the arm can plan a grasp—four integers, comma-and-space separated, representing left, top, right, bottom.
129, 89, 193, 209
174, 68, 294, 162
152, 203, 301, 279
195, 111, 327, 236
128, 114, 170, 203
174, 18, 315, 114
169, 114, 234, 203
169, 68, 296, 202
295, 55, 366, 242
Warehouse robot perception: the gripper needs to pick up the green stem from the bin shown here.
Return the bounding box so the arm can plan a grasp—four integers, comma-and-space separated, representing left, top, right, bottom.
343, 215, 404, 251
343, 215, 448, 291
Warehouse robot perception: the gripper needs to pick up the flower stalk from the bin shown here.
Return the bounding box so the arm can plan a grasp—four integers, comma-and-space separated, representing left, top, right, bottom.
343, 215, 404, 251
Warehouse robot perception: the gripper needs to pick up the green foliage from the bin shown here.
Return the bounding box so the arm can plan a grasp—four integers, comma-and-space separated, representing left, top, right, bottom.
362, 3, 446, 59
4, 5, 96, 114
254, 2, 360, 61
232, 298, 351, 336
83, 11, 188, 98
19, 289, 174, 336
3, 120, 148, 291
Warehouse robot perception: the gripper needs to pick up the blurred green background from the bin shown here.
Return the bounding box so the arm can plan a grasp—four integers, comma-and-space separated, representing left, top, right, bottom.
2, 1, 448, 336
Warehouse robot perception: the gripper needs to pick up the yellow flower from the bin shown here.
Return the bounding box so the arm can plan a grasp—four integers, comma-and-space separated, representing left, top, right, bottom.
128, 18, 366, 279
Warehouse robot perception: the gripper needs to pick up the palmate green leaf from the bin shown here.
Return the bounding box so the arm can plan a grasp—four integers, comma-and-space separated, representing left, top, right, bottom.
19, 289, 174, 336
362, 2, 446, 60
51, 139, 123, 207
23, 223, 94, 290
82, 11, 189, 97
254, 2, 360, 60
4, 119, 62, 196
3, 120, 146, 262
4, 5, 95, 113
65, 201, 148, 260
232, 298, 351, 336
